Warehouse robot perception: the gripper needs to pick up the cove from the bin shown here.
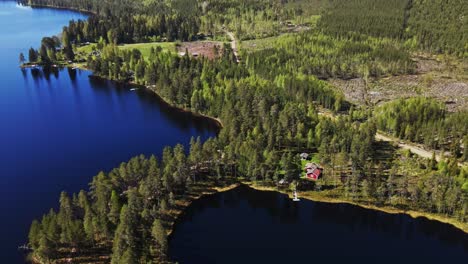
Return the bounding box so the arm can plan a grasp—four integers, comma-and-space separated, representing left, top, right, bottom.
0, 2, 217, 263
169, 185, 468, 263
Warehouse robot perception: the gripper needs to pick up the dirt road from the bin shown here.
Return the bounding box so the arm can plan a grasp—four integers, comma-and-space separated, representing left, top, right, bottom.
224, 30, 240, 62
319, 111, 465, 166
375, 132, 467, 166
375, 132, 439, 160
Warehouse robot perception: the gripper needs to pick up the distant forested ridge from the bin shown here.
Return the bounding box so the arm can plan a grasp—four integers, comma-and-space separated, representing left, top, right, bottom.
406, 0, 467, 56
319, 0, 409, 39
318, 0, 467, 56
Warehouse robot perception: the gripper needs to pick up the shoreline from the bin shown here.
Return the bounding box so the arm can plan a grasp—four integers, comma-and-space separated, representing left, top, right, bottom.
23, 3, 96, 16
20, 0, 466, 243
167, 182, 240, 237
29, 181, 240, 264
87, 74, 224, 129
23, 57, 466, 238
146, 85, 224, 129
244, 182, 468, 234
19, 60, 222, 128
66, 69, 467, 235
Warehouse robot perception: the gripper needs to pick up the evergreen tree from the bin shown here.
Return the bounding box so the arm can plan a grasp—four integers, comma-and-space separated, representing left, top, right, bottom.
36, 235, 53, 263
151, 219, 168, 253
111, 189, 141, 264
19, 53, 25, 65
58, 191, 73, 244
28, 220, 42, 250
28, 48, 38, 62
109, 190, 121, 226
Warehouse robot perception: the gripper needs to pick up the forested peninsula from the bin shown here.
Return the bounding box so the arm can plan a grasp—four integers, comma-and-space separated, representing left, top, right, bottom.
19, 0, 467, 263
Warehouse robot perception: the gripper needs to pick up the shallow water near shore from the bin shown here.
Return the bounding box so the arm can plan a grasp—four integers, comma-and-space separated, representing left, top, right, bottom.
0, 2, 217, 263
169, 185, 468, 263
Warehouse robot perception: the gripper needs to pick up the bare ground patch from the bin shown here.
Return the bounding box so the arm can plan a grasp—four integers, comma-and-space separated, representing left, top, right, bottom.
176, 41, 223, 60
330, 53, 468, 112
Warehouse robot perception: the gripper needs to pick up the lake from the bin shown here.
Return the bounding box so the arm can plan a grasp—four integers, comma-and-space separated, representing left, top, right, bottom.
1, 2, 467, 264
170, 185, 468, 263
0, 2, 217, 263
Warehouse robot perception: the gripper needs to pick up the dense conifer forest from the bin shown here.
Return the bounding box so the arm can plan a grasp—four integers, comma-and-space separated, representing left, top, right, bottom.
318, 0, 467, 56
19, 0, 468, 263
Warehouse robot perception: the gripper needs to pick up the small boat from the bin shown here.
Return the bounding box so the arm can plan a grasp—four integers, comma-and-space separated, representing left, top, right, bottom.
292, 190, 300, 202
130, 88, 138, 91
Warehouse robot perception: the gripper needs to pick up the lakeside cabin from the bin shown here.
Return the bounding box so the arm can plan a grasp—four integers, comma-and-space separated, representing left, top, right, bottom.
305, 162, 321, 181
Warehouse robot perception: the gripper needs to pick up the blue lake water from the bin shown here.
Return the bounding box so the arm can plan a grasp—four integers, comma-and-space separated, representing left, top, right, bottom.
0, 2, 217, 263
170, 185, 468, 263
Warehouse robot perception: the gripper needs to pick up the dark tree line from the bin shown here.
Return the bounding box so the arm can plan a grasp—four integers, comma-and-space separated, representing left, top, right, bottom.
318, 0, 409, 40
62, 13, 200, 44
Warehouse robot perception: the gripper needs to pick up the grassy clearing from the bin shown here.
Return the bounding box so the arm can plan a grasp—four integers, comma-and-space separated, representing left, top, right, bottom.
241, 34, 289, 52
119, 42, 176, 58
77, 44, 95, 53
76, 42, 177, 60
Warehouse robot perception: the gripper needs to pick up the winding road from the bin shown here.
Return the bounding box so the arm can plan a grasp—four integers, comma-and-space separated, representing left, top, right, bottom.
318, 111, 465, 166
375, 132, 439, 160
224, 29, 240, 62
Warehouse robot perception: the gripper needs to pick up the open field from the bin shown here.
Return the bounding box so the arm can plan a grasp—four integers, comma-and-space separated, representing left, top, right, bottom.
77, 41, 225, 60
241, 35, 286, 52
76, 43, 96, 54
119, 42, 176, 57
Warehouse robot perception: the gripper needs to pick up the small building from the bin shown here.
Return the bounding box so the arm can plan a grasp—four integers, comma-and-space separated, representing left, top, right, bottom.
278, 179, 288, 185
304, 163, 321, 181
306, 168, 321, 180
300, 153, 309, 160
304, 163, 317, 171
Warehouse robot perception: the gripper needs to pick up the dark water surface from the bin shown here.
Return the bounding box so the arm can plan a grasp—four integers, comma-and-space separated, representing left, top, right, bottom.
0, 2, 217, 263
170, 185, 468, 263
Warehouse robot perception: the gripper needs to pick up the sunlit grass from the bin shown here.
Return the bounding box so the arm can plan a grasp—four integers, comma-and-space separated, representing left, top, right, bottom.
119, 42, 176, 58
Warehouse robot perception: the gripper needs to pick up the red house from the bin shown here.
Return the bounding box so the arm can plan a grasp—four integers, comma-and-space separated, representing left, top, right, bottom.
306, 168, 321, 180
304, 163, 321, 180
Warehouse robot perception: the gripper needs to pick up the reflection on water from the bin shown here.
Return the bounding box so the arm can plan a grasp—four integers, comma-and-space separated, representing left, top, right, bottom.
3, 61, 217, 264
20, 67, 220, 134
170, 185, 468, 264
